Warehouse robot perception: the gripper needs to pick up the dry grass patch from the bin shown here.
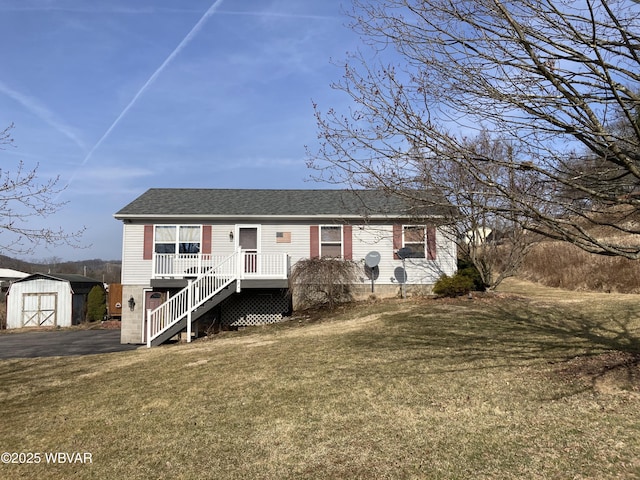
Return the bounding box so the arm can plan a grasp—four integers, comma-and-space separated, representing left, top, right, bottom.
556, 351, 640, 396
520, 241, 640, 293
1, 283, 640, 479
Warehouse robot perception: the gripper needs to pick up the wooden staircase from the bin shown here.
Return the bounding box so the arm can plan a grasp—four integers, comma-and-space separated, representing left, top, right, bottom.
146, 251, 241, 347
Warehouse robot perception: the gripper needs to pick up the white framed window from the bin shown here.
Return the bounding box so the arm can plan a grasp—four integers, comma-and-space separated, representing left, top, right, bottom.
154, 225, 201, 254
403, 225, 426, 258
320, 225, 343, 258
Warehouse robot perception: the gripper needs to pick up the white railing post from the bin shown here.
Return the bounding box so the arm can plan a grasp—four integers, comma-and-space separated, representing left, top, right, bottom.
280, 254, 284, 278
238, 248, 243, 279
186, 279, 193, 343
146, 308, 152, 348
236, 248, 243, 291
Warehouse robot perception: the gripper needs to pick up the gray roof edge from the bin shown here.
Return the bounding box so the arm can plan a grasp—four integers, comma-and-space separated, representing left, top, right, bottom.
113, 213, 441, 220
115, 188, 450, 218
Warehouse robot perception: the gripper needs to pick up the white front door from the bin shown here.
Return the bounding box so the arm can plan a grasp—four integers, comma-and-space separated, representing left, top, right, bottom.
238, 226, 259, 274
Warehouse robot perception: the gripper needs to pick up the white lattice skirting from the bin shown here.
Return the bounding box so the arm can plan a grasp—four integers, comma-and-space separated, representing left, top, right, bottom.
221, 290, 290, 327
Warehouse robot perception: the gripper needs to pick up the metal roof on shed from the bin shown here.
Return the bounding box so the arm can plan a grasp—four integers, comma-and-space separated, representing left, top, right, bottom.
13, 273, 102, 285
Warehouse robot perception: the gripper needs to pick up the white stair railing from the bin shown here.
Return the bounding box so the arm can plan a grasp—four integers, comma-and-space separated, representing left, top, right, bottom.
146, 250, 241, 347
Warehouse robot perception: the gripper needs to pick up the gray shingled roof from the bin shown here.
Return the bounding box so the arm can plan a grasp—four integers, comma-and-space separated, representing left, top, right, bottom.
114, 189, 449, 219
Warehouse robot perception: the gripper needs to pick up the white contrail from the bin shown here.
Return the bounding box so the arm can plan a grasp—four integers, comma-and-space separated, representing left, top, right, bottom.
0, 80, 87, 151
66, 0, 225, 186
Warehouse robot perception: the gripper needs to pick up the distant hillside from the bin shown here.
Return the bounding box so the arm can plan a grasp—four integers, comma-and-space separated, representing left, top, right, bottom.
0, 255, 121, 284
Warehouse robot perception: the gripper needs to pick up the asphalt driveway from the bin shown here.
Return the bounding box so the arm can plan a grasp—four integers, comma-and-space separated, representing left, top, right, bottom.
0, 330, 140, 359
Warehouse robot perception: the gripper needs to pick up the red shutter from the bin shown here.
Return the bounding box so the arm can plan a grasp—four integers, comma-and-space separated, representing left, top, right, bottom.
393, 224, 402, 260
143, 225, 153, 260
310, 225, 319, 258
343, 225, 353, 260
202, 225, 212, 254
427, 226, 437, 260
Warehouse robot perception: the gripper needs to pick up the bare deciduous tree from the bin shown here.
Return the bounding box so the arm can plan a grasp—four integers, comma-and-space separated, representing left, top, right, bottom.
289, 257, 359, 310
0, 123, 85, 255
309, 0, 640, 262
428, 131, 538, 288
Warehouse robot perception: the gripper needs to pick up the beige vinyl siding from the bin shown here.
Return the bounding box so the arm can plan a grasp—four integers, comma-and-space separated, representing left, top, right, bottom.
211, 224, 235, 256
120, 221, 457, 287
121, 223, 152, 285
436, 226, 458, 276
352, 224, 457, 285
259, 223, 310, 262
352, 224, 392, 285
397, 226, 457, 284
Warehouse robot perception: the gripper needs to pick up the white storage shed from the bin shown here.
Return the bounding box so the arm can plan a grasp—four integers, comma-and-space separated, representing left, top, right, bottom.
6, 273, 103, 329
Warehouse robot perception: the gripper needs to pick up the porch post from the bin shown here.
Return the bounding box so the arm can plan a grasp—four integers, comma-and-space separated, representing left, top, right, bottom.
186, 279, 193, 343
282, 252, 288, 279
146, 308, 151, 348
236, 247, 242, 292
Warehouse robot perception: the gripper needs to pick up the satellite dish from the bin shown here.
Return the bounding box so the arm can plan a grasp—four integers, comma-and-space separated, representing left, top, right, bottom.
394, 266, 408, 284
364, 265, 379, 281
364, 251, 381, 268
364, 252, 381, 292
396, 247, 413, 260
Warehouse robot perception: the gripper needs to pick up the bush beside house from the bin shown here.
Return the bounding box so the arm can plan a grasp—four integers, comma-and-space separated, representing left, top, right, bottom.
433, 259, 485, 298
86, 285, 107, 322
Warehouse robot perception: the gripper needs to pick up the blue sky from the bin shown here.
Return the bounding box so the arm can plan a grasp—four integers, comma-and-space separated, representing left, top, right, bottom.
0, 0, 363, 261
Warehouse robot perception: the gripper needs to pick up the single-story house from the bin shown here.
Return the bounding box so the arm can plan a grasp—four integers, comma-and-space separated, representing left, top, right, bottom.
114, 188, 458, 347
6, 273, 103, 329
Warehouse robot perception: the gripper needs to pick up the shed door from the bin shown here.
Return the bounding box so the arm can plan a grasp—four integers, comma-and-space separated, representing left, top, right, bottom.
22, 292, 58, 327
